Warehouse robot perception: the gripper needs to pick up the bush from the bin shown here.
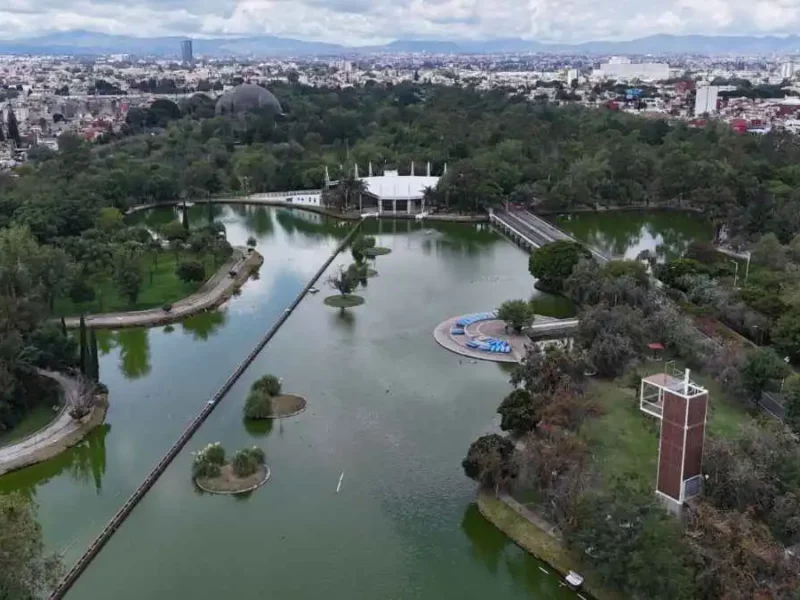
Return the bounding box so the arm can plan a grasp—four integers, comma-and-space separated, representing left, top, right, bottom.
231, 447, 263, 477
176, 259, 206, 284
246, 236, 257, 248
252, 374, 281, 396
163, 303, 172, 312
244, 390, 273, 419
203, 442, 226, 465
192, 442, 226, 479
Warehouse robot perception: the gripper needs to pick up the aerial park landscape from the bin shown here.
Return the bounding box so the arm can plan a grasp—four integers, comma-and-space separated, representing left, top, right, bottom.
3, 80, 800, 600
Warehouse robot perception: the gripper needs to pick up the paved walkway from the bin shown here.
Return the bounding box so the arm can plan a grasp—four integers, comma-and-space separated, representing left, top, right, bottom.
0, 370, 101, 476
63, 247, 262, 329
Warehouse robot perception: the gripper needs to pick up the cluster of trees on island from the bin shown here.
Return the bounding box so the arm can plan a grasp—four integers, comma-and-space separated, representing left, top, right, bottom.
465, 240, 800, 599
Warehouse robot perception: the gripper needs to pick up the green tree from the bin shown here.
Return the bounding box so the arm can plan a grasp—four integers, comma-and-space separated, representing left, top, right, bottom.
568, 484, 694, 600
741, 347, 789, 403
161, 220, 189, 242
252, 374, 282, 396
246, 236, 257, 250
496, 299, 535, 333
772, 309, 800, 363
326, 266, 358, 296
752, 232, 786, 270
176, 259, 205, 284
529, 241, 591, 293
782, 374, 800, 436
113, 245, 143, 306
462, 434, 517, 493
497, 388, 542, 435
0, 494, 63, 598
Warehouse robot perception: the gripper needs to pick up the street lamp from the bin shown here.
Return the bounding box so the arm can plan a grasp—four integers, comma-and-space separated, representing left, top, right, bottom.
729, 259, 739, 289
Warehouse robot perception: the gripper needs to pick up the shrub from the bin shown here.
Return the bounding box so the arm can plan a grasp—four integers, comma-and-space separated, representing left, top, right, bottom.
244, 390, 273, 419
192, 460, 220, 480
176, 259, 206, 284
202, 442, 226, 465
252, 374, 281, 396
192, 442, 226, 479
246, 236, 257, 248
231, 448, 262, 477
163, 303, 172, 312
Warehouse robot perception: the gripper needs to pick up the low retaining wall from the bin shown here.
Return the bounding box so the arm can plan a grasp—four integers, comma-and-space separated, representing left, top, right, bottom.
48, 220, 364, 600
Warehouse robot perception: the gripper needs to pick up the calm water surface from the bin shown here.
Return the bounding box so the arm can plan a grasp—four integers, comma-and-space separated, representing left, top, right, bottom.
554, 210, 712, 260
1, 206, 576, 600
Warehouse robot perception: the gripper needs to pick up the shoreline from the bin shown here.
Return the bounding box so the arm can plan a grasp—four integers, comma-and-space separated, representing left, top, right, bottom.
476, 491, 616, 600
126, 196, 488, 223
0, 372, 109, 477
62, 248, 263, 330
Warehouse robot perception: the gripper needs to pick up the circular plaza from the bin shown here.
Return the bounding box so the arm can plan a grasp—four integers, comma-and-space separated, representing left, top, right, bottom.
433, 312, 528, 363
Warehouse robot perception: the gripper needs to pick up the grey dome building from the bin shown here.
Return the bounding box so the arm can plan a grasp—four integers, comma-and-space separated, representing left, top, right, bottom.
214, 83, 283, 116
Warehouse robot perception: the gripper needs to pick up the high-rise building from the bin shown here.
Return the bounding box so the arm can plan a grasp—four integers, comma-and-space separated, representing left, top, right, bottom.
781, 62, 796, 79
694, 85, 719, 116
181, 40, 194, 65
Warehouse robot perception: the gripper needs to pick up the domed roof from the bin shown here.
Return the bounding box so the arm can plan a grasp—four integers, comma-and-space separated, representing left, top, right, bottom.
215, 84, 282, 116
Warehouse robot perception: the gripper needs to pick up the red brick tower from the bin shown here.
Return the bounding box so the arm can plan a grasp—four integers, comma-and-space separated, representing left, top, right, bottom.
640, 369, 708, 513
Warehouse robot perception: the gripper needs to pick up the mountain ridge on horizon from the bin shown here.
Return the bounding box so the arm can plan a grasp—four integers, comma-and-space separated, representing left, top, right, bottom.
1, 30, 800, 57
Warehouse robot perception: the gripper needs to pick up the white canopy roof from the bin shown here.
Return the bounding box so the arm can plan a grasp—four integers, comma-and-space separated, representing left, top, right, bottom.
361, 174, 440, 200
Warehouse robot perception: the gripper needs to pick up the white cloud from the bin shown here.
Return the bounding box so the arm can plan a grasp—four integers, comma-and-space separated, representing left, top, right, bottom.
3, 0, 800, 43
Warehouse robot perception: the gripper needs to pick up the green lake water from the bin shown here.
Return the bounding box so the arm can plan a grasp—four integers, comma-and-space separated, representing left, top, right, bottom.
1, 205, 580, 600
554, 210, 712, 261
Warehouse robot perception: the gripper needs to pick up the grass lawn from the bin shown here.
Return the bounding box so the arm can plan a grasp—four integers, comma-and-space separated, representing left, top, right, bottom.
54, 250, 230, 317
0, 401, 62, 447
582, 360, 751, 487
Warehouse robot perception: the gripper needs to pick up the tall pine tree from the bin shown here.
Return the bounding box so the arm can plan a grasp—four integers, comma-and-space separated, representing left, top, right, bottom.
6, 106, 21, 147
0, 118, 5, 142
79, 314, 87, 376
88, 329, 100, 382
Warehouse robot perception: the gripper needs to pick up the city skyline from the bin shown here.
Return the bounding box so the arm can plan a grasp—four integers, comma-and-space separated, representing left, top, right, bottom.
1, 0, 799, 47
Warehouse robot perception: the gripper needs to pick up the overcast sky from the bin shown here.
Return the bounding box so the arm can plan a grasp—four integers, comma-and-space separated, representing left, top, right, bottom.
2, 0, 800, 44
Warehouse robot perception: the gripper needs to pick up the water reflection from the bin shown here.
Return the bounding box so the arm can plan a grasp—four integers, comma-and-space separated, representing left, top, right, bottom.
0, 424, 110, 498
243, 206, 275, 236
181, 310, 227, 341
116, 329, 151, 380
243, 417, 274, 438
555, 211, 711, 261
461, 504, 508, 574
331, 307, 356, 333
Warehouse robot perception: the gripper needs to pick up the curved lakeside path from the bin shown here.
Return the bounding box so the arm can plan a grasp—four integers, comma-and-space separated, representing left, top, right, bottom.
63, 247, 263, 330
0, 370, 106, 477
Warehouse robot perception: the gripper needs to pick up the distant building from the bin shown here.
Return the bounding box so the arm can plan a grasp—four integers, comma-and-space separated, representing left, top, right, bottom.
781, 62, 796, 80
694, 85, 719, 116
181, 40, 194, 65
595, 58, 670, 82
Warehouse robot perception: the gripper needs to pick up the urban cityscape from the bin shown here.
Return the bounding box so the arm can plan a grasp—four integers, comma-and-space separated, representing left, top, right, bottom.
3, 8, 800, 600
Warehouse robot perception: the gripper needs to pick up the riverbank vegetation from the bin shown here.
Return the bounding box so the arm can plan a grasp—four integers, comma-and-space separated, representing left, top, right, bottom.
466, 249, 800, 599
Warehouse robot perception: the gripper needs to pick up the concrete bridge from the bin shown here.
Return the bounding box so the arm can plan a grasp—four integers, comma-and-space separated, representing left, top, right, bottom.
526, 317, 579, 339
489, 208, 609, 263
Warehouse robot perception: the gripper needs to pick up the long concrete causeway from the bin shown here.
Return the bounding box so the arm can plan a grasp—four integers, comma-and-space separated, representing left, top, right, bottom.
490, 208, 609, 262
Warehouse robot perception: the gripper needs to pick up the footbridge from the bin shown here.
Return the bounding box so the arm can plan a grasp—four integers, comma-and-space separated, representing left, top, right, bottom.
490, 208, 609, 263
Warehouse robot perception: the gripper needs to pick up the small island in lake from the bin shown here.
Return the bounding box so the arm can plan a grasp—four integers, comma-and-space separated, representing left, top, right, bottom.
192, 443, 270, 495
244, 374, 307, 419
